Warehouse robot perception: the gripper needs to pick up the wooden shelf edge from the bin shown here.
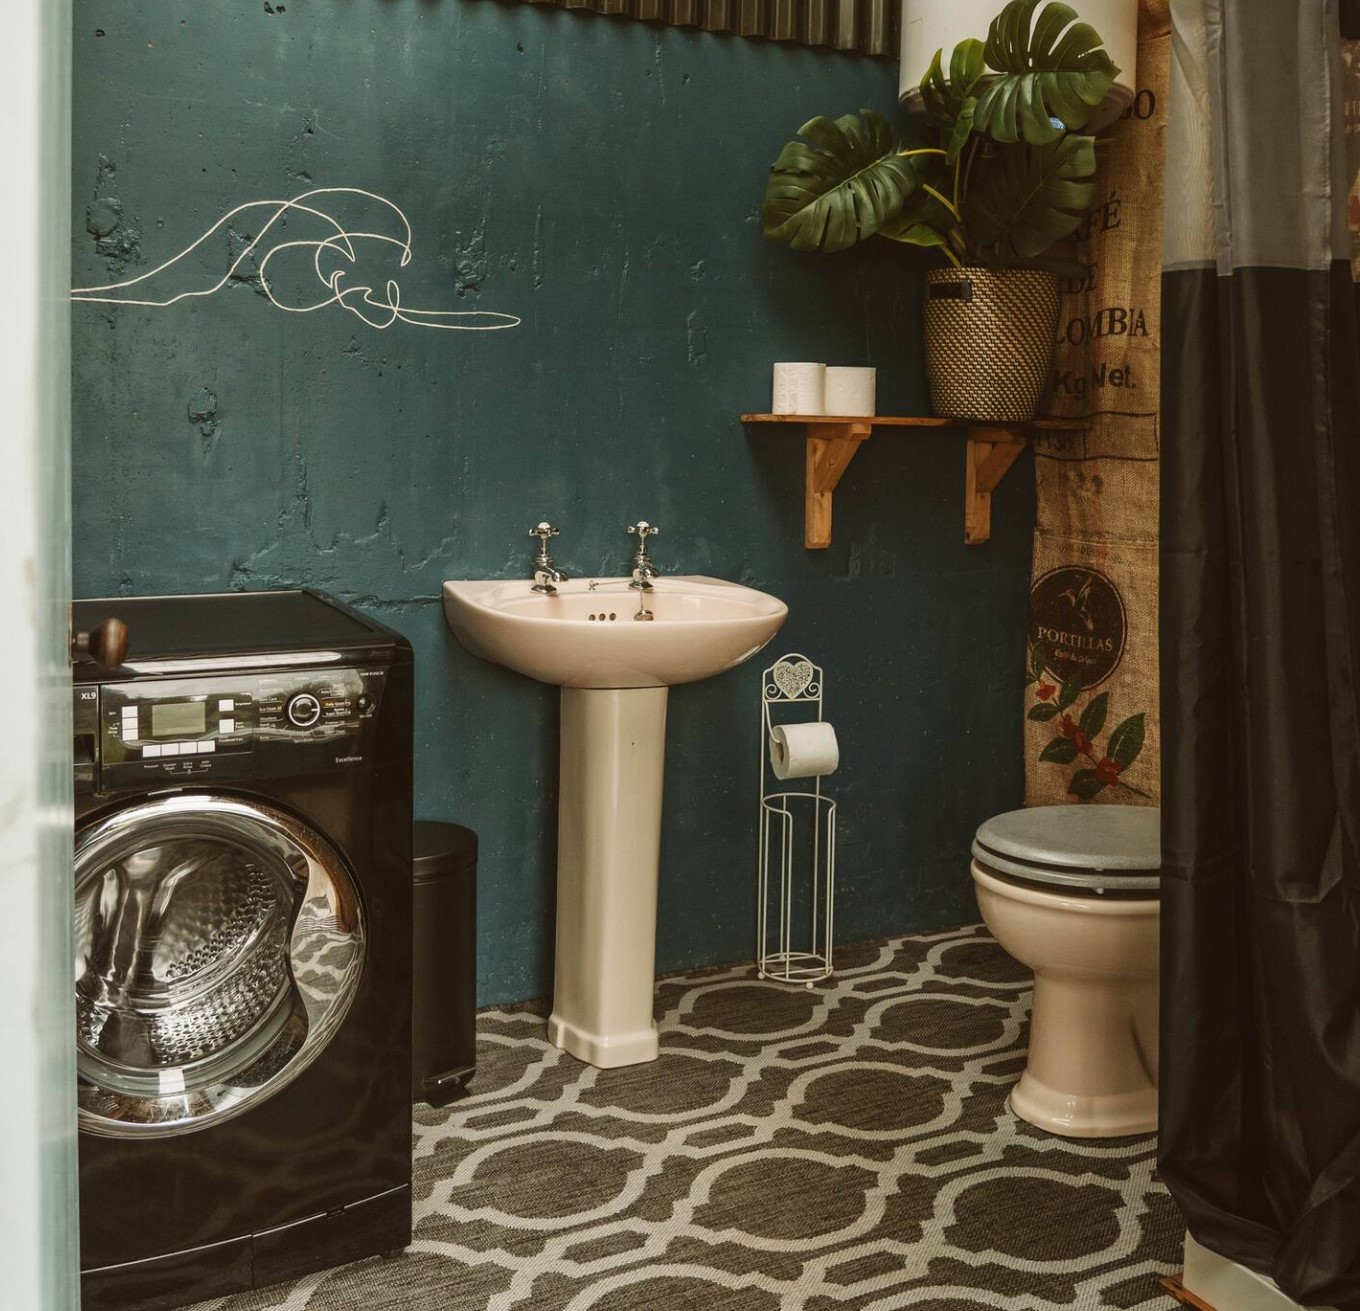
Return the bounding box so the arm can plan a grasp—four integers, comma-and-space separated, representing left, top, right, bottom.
742, 413, 1063, 549
741, 412, 1086, 430
1160, 1273, 1221, 1311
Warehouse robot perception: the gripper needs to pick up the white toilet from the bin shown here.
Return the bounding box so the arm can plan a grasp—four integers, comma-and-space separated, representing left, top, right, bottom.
970, 804, 1161, 1139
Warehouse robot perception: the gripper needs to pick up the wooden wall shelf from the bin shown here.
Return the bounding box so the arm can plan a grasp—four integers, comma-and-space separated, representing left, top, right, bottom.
740, 413, 1086, 549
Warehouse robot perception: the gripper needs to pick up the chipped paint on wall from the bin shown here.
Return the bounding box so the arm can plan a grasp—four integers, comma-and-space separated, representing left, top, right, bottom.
85, 155, 141, 276
186, 387, 219, 451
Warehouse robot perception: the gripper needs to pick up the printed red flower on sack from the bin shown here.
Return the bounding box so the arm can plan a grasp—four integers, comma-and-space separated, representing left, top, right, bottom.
1095, 756, 1122, 784
1027, 641, 1150, 803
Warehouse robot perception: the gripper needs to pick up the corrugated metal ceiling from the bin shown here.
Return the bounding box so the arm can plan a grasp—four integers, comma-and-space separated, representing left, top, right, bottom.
494, 0, 900, 59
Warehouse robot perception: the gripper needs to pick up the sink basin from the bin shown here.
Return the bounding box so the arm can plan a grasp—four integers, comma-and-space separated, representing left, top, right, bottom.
442, 575, 788, 689
442, 570, 788, 1071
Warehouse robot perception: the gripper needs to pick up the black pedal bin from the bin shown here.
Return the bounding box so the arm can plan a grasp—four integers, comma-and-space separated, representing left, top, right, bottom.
412, 820, 478, 1106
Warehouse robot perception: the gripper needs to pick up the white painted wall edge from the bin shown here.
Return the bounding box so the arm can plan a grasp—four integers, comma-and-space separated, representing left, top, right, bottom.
0, 0, 78, 1306
1184, 1233, 1338, 1311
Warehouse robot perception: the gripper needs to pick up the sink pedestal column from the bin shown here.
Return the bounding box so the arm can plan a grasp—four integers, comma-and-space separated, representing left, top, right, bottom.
548, 685, 668, 1068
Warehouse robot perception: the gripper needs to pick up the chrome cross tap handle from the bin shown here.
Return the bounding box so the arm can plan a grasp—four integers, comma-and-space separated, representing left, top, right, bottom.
627, 521, 660, 590
529, 521, 568, 594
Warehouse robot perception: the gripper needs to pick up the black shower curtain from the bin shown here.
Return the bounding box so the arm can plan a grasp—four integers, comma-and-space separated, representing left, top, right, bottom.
1159, 1, 1360, 1307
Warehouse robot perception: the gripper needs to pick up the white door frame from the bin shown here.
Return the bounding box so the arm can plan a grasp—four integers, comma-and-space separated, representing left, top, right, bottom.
1, 0, 79, 1306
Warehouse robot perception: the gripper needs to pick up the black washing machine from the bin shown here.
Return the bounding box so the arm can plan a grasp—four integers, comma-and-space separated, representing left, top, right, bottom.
72, 590, 413, 1311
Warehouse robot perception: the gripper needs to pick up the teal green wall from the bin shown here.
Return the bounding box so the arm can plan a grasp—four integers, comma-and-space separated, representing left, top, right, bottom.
70, 0, 1034, 1004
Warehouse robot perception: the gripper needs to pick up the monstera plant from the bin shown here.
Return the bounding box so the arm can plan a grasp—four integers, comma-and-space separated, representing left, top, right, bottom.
761, 0, 1120, 423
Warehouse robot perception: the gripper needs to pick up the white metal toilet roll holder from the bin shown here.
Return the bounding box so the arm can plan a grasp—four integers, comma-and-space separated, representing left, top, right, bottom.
757, 653, 837, 986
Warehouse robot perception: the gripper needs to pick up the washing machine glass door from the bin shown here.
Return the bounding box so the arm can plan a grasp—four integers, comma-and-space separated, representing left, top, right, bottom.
74, 793, 365, 1137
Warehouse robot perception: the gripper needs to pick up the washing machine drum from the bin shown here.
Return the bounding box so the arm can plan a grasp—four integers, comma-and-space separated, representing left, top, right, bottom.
74, 794, 365, 1138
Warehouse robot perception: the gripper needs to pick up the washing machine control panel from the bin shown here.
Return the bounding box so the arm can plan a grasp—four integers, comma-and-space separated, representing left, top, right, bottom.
87, 666, 387, 789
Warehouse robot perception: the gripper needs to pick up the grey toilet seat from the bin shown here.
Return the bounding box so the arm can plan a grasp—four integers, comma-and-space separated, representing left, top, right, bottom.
972, 804, 1161, 894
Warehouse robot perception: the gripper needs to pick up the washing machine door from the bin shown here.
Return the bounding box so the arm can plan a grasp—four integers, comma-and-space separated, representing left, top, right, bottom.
74, 793, 366, 1138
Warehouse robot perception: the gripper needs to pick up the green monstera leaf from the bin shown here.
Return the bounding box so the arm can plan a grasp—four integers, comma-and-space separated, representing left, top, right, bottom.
878, 181, 957, 247
761, 110, 928, 253
920, 38, 987, 162
973, 0, 1119, 146
877, 219, 948, 249
963, 134, 1097, 263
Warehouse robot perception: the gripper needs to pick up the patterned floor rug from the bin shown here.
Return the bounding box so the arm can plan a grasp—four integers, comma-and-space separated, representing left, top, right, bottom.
191, 924, 1183, 1311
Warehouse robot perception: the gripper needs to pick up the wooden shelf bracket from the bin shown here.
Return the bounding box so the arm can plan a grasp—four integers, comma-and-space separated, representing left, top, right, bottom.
963, 425, 1028, 546
805, 421, 873, 549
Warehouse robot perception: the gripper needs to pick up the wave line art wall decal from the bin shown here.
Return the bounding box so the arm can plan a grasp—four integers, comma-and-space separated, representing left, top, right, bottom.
71, 186, 521, 331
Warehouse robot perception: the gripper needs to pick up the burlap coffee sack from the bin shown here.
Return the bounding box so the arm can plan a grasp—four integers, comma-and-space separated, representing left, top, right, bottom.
1026, 0, 1169, 808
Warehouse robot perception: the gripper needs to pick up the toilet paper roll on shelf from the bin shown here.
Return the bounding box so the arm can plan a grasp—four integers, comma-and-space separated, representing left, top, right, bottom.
824, 366, 876, 417
769, 721, 840, 780
772, 362, 826, 415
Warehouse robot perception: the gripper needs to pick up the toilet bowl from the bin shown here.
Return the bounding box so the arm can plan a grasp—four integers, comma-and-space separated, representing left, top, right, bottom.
970, 804, 1161, 1139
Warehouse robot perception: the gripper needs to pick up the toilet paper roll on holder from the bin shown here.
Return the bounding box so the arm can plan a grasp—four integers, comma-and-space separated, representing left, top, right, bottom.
757, 652, 837, 987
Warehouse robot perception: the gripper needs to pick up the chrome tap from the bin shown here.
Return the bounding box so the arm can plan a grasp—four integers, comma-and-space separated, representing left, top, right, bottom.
529, 522, 568, 594
627, 521, 660, 590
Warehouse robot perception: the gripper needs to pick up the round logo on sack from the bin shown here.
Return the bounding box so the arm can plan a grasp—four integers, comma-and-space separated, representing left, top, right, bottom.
1028, 566, 1127, 690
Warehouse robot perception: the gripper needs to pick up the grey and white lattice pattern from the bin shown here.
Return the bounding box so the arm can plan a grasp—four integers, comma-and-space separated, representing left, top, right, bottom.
189, 926, 1182, 1311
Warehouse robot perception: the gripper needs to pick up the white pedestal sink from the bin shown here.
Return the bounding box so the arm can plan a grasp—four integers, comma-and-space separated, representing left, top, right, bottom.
442, 576, 788, 1068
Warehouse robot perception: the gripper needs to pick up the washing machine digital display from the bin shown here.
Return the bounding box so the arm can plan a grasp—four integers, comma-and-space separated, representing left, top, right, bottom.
150, 700, 206, 738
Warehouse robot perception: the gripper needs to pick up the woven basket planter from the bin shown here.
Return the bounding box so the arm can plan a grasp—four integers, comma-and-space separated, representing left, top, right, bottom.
922, 268, 1062, 423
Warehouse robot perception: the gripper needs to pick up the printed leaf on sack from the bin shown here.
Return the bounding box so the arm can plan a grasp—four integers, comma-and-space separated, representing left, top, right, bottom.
1107, 713, 1145, 771
1068, 768, 1107, 801
1078, 691, 1108, 737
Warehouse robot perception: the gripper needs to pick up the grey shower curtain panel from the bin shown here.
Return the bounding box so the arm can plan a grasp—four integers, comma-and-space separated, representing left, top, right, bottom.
1159, 1, 1360, 1306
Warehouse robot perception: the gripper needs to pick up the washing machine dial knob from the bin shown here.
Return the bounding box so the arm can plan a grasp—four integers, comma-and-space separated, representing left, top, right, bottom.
287, 692, 322, 728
